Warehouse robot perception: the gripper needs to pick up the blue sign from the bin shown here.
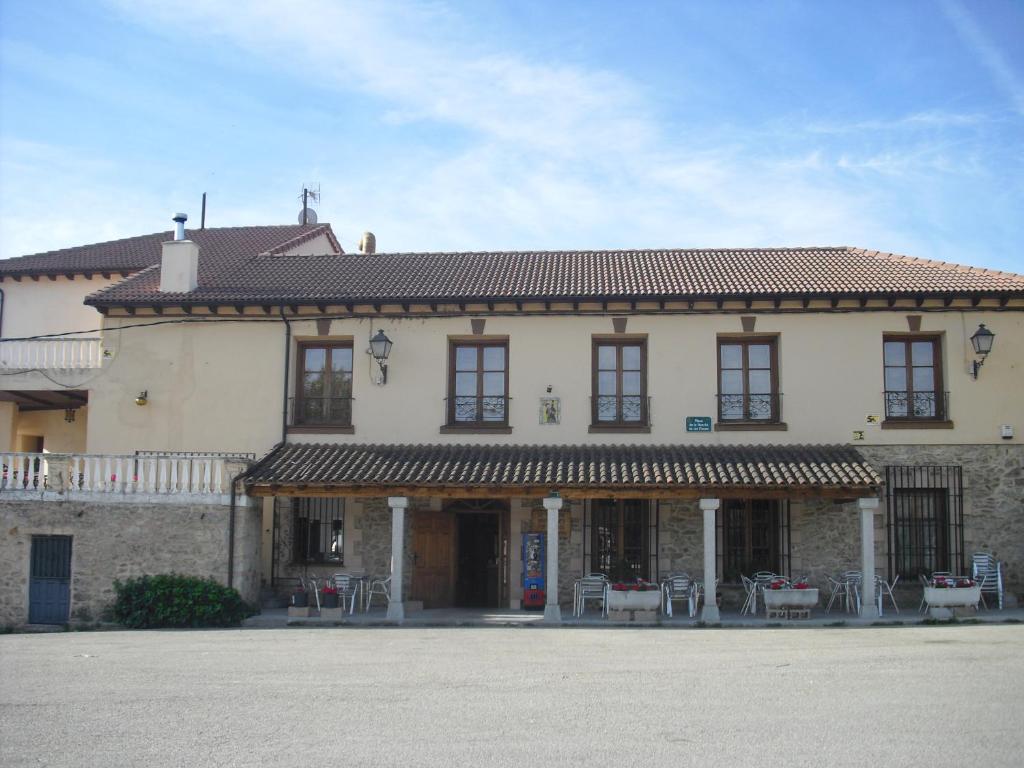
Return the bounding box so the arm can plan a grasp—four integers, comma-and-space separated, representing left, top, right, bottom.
686, 416, 712, 432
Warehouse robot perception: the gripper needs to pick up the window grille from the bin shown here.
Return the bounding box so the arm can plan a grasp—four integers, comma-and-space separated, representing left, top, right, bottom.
291, 497, 345, 565
716, 499, 790, 582
885, 465, 963, 580
582, 500, 653, 580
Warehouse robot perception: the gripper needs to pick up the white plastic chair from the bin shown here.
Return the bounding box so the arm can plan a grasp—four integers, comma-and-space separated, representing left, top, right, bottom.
331, 573, 360, 615
364, 575, 391, 611
972, 553, 1004, 610
575, 574, 608, 617
662, 573, 694, 618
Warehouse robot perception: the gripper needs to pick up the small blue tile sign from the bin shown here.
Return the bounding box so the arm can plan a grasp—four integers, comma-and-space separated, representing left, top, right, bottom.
686, 416, 712, 432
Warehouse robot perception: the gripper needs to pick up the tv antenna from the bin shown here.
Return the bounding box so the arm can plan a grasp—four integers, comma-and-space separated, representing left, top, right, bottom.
298, 185, 320, 225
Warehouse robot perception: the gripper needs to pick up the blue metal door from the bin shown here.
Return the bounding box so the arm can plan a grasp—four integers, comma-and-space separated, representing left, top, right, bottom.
29, 536, 72, 624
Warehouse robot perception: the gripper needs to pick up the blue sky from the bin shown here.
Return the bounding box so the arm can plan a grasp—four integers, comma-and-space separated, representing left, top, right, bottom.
1, 0, 1022, 272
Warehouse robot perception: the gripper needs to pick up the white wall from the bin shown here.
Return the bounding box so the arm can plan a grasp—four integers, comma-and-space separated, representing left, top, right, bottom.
84, 308, 1024, 456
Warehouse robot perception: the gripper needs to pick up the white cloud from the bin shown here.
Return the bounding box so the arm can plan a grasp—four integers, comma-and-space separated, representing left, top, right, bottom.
941, 0, 1024, 117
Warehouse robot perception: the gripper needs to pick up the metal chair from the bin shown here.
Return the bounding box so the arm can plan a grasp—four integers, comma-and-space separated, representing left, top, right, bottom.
841, 571, 862, 614
331, 573, 361, 615
662, 573, 695, 618
364, 575, 391, 611
740, 574, 758, 616
874, 574, 900, 616
972, 553, 1004, 610
574, 574, 608, 617
298, 573, 321, 611
918, 573, 931, 613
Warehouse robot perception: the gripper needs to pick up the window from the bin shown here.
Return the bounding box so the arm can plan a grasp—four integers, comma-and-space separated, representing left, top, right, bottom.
592, 339, 647, 426
717, 338, 779, 422
587, 500, 651, 580
448, 340, 508, 426
295, 342, 353, 426
883, 336, 944, 420
292, 498, 345, 564
885, 465, 963, 580
718, 499, 790, 582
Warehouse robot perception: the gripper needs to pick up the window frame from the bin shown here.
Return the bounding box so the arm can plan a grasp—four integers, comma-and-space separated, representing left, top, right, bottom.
882, 334, 945, 422
446, 338, 510, 428
294, 340, 354, 428
590, 337, 649, 429
715, 336, 781, 424
588, 499, 651, 581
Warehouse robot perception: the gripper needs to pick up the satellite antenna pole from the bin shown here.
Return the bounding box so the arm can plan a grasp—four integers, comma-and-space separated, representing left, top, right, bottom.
302, 188, 308, 225
200, 193, 207, 230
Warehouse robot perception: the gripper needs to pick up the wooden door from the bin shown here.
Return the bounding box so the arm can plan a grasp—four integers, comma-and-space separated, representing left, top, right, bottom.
411, 510, 454, 608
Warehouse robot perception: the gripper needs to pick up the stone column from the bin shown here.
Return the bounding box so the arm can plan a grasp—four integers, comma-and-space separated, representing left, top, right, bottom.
387, 496, 409, 622
859, 496, 880, 619
543, 492, 563, 623
700, 498, 720, 622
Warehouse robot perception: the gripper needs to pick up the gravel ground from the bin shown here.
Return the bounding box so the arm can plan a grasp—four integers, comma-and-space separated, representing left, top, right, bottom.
1, 624, 1022, 768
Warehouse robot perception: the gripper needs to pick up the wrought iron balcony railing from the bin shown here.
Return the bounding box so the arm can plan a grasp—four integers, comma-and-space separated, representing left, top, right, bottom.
883, 390, 948, 420
716, 392, 783, 423
591, 395, 651, 426
289, 397, 354, 427
446, 395, 509, 426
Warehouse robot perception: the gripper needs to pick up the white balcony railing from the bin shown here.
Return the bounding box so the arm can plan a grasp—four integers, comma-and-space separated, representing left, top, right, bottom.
0, 338, 105, 370
0, 452, 252, 504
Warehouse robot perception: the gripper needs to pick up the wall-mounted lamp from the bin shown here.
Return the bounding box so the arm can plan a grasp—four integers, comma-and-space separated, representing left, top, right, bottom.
64, 408, 76, 423
970, 324, 995, 379
368, 330, 393, 384
135, 390, 149, 406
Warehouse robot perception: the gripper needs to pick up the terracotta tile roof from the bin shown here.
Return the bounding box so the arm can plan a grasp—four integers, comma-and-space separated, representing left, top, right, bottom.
245, 443, 881, 494
0, 224, 340, 277
87, 246, 1024, 307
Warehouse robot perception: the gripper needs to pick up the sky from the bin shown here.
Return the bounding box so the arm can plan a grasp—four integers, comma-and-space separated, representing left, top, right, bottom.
0, 0, 1022, 272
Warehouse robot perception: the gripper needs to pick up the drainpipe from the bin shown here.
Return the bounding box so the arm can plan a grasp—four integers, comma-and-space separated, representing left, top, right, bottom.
280, 305, 291, 441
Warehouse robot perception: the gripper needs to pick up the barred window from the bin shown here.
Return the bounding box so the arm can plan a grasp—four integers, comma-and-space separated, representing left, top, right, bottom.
885, 466, 963, 580
292, 498, 344, 564
718, 499, 790, 582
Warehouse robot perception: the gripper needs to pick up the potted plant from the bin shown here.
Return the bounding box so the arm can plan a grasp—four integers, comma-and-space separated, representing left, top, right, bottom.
321, 584, 339, 609
291, 585, 308, 608
607, 578, 662, 611
924, 576, 980, 609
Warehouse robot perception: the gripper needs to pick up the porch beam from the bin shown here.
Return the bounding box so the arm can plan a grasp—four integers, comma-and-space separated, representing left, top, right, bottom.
246, 483, 880, 501
700, 497, 721, 623
387, 496, 408, 623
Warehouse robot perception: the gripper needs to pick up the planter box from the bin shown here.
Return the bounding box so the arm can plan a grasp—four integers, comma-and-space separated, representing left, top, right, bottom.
763, 588, 819, 609
606, 589, 661, 612
287, 606, 311, 618
319, 607, 345, 621
924, 586, 981, 609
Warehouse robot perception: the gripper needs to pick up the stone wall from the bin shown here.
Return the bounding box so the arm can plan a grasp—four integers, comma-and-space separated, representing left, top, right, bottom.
858, 444, 1024, 587
0, 498, 261, 628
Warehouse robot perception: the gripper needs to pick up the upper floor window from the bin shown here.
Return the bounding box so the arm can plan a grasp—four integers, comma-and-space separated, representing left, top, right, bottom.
448, 340, 508, 426
592, 338, 647, 426
295, 342, 353, 426
717, 338, 779, 422
883, 336, 944, 420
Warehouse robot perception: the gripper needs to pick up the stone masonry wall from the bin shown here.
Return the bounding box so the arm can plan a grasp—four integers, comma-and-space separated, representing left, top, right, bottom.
0, 499, 261, 628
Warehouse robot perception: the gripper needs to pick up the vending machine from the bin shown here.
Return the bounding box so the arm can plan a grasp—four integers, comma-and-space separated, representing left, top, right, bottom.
521, 532, 546, 609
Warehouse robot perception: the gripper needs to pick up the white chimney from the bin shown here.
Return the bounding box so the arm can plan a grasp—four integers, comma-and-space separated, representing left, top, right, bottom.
160, 213, 199, 292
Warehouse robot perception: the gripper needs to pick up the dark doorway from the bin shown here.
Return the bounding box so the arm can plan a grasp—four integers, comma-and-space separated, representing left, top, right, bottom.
29, 535, 72, 624
455, 513, 500, 608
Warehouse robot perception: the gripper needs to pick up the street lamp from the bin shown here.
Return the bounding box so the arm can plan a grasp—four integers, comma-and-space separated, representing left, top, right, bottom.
369, 330, 393, 384
969, 324, 995, 379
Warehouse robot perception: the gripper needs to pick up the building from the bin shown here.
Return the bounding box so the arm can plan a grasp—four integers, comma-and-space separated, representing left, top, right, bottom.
1, 220, 1022, 626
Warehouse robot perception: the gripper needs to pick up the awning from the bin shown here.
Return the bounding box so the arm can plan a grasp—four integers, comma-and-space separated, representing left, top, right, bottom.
244, 443, 881, 500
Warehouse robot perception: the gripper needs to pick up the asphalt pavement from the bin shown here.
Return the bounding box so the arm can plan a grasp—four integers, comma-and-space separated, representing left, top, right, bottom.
1, 624, 1022, 767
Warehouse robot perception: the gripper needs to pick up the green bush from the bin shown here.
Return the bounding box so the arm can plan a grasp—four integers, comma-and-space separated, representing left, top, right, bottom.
112, 574, 253, 629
